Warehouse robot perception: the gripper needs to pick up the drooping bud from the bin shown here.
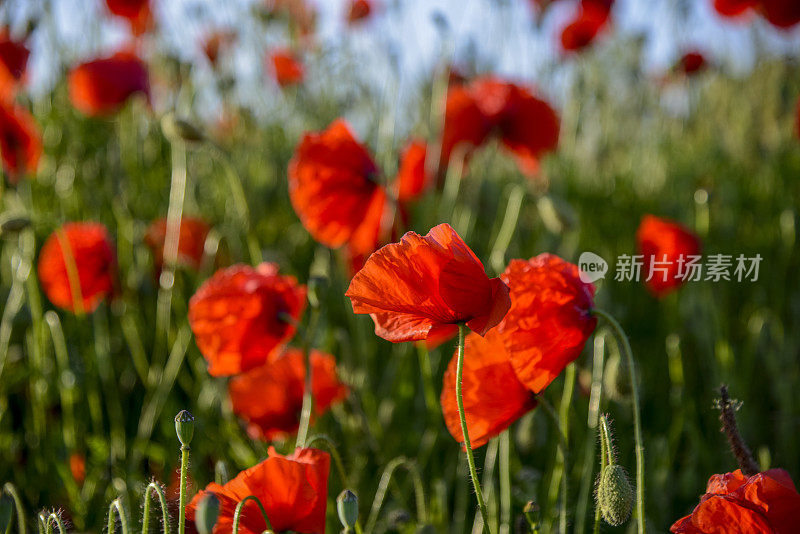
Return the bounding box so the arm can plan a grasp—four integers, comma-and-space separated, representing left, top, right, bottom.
0, 212, 31, 236
195, 493, 220, 534
161, 113, 205, 144
175, 410, 195, 447
337, 489, 359, 530
596, 464, 634, 527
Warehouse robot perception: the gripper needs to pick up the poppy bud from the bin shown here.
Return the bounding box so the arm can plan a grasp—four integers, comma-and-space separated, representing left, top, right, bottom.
175, 410, 195, 447
161, 113, 204, 144
337, 489, 358, 530
194, 492, 220, 534
596, 465, 634, 526
0, 212, 31, 235
0, 494, 12, 532
523, 500, 540, 531
214, 460, 229, 485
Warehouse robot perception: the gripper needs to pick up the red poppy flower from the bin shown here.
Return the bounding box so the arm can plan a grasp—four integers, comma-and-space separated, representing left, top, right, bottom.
440, 329, 537, 448
0, 101, 41, 183
347, 0, 373, 23
713, 0, 757, 17
636, 215, 701, 298
394, 139, 431, 203
560, 1, 611, 52
270, 49, 305, 87
677, 51, 707, 75
498, 254, 597, 393
439, 83, 494, 171
266, 0, 318, 37
0, 29, 29, 102
68, 52, 150, 117
229, 348, 348, 441
105, 0, 152, 35
671, 469, 800, 533
186, 447, 330, 534
288, 120, 387, 257
144, 217, 210, 273
202, 30, 236, 67
188, 263, 307, 376
69, 452, 86, 485
345, 223, 511, 343
760, 0, 800, 28
37, 222, 116, 314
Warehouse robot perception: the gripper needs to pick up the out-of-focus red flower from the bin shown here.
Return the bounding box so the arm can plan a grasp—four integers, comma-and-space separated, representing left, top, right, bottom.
440, 329, 537, 448
441, 77, 560, 177
186, 447, 330, 534
38, 223, 116, 314
760, 0, 800, 28
347, 0, 373, 23
0, 101, 41, 183
560, 1, 612, 52
144, 217, 210, 273
266, 0, 317, 37
636, 215, 702, 298
671, 469, 800, 533
270, 48, 305, 87
713, 0, 757, 16
346, 223, 511, 343
498, 254, 597, 393
68, 52, 150, 117
105, 0, 152, 35
289, 120, 387, 257
202, 30, 236, 67
188, 263, 307, 376
69, 453, 86, 485
0, 29, 29, 102
677, 51, 707, 75
229, 348, 348, 441
394, 140, 431, 203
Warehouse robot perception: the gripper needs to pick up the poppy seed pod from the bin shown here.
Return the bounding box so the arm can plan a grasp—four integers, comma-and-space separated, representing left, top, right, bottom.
194, 492, 220, 534
596, 464, 634, 526
337, 489, 358, 529
175, 410, 195, 447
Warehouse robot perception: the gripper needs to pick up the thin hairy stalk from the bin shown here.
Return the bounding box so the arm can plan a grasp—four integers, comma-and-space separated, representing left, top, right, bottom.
593, 309, 646, 534
107, 499, 131, 534
717, 385, 759, 476
499, 430, 511, 534
365, 457, 428, 534
178, 446, 190, 534
42, 512, 66, 534
232, 496, 272, 534
141, 482, 171, 534
455, 324, 491, 534
594, 415, 611, 534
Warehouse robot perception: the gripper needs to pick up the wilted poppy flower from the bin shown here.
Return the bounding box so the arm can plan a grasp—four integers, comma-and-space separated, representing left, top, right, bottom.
394, 140, 430, 203
105, 0, 152, 35
229, 348, 348, 441
270, 48, 305, 87
0, 29, 29, 101
498, 254, 597, 393
671, 468, 800, 533
347, 0, 373, 23
202, 30, 236, 67
0, 101, 41, 183
144, 217, 210, 273
68, 52, 150, 117
38, 222, 116, 314
636, 215, 701, 298
560, 1, 612, 52
346, 223, 511, 343
188, 263, 307, 376
289, 120, 387, 257
677, 51, 707, 75
186, 447, 330, 534
440, 329, 537, 448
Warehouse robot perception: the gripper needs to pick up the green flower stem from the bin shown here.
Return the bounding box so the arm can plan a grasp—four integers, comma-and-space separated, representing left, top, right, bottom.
141, 482, 171, 534
416, 343, 439, 417
536, 395, 569, 534
499, 430, 511, 534
593, 309, 646, 534
455, 324, 491, 534
365, 456, 427, 534
232, 496, 272, 534
3, 483, 27, 534
107, 499, 130, 534
295, 302, 321, 449
178, 444, 190, 534
594, 415, 611, 534
42, 512, 66, 534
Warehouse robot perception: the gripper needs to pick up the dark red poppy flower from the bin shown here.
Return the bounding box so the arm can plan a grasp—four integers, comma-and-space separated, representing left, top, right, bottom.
394, 139, 430, 203
498, 254, 597, 393
440, 329, 537, 448
229, 348, 348, 441
760, 0, 800, 28
288, 120, 387, 257
345, 223, 511, 343
0, 29, 29, 102
68, 52, 150, 117
560, 1, 612, 52
671, 469, 800, 533
440, 83, 494, 171
270, 49, 305, 87
188, 263, 307, 376
186, 447, 330, 534
105, 0, 152, 35
347, 0, 373, 23
37, 222, 116, 314
202, 30, 236, 67
636, 215, 701, 298
0, 101, 41, 183
144, 217, 210, 273
713, 0, 757, 16
677, 51, 707, 75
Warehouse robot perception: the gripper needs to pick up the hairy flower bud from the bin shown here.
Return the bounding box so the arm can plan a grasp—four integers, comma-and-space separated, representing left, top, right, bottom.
596, 464, 634, 526
175, 410, 195, 447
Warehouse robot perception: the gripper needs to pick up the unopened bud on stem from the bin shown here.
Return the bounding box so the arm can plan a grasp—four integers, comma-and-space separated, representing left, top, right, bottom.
175, 410, 195, 447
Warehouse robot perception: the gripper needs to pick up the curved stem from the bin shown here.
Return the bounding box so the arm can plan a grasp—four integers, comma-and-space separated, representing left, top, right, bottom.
178, 446, 190, 534
232, 496, 272, 534
536, 395, 569, 534
593, 309, 646, 534
295, 304, 321, 449
142, 482, 171, 534
594, 416, 611, 534
365, 457, 428, 534
107, 499, 131, 534
42, 512, 66, 534
3, 483, 27, 534
455, 324, 491, 533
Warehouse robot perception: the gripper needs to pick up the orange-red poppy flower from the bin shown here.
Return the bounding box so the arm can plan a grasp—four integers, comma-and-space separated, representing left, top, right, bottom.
440, 329, 537, 448
0, 101, 41, 183
202, 30, 236, 67
69, 452, 86, 485
68, 52, 150, 117
144, 217, 210, 273
289, 120, 387, 257
671, 469, 800, 533
394, 140, 431, 203
229, 348, 348, 441
560, 1, 612, 52
186, 447, 330, 534
188, 263, 307, 376
0, 29, 29, 102
636, 215, 701, 298
347, 0, 373, 23
677, 51, 707, 75
37, 222, 116, 314
270, 49, 305, 87
346, 223, 511, 343
105, 0, 152, 35
713, 0, 757, 17
266, 0, 318, 37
